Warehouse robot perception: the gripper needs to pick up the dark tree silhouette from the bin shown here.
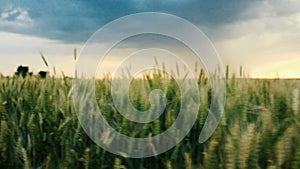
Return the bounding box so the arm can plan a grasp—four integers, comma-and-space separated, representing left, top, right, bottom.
15, 65, 29, 77
38, 71, 48, 78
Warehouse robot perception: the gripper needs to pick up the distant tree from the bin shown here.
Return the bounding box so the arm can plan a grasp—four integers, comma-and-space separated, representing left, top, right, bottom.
15, 65, 29, 77
38, 71, 48, 78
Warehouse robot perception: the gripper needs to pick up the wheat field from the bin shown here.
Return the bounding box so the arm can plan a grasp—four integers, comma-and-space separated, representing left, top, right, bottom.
0, 69, 299, 169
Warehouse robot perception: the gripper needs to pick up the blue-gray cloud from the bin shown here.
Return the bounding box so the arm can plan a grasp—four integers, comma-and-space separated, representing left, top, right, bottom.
0, 0, 299, 43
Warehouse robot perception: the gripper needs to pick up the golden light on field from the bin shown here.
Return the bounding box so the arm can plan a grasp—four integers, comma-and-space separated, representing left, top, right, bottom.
253, 59, 300, 79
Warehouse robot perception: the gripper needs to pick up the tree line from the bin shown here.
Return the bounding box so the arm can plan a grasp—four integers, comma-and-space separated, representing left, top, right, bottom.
15, 65, 48, 78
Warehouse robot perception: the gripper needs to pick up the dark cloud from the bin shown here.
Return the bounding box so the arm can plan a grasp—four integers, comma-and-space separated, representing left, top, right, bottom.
0, 0, 298, 43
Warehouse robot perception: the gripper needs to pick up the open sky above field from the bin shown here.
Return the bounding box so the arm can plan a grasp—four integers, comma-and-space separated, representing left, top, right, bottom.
0, 0, 300, 78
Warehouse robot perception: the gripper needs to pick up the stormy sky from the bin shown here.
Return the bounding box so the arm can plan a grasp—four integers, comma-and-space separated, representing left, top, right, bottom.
0, 0, 300, 78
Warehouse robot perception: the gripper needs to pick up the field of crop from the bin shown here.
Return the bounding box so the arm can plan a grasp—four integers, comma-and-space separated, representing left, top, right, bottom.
0, 70, 299, 169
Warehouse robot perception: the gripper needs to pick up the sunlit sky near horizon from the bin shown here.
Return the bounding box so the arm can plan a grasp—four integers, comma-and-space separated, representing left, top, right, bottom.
0, 0, 300, 78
